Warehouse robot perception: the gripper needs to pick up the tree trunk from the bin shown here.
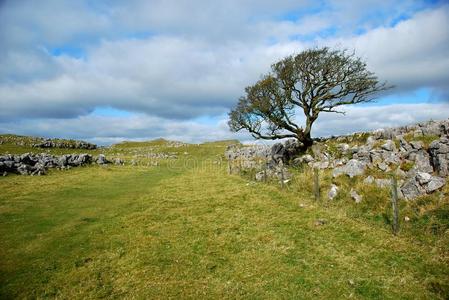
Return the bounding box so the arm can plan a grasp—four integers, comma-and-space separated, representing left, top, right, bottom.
296, 129, 314, 152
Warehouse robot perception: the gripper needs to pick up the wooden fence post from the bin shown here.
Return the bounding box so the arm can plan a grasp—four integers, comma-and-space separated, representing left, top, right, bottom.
263, 160, 267, 183
238, 158, 242, 175
391, 175, 399, 235
279, 160, 285, 189
313, 168, 320, 201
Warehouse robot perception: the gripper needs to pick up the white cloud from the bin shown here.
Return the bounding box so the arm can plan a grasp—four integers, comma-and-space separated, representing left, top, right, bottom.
1, 103, 448, 145
313, 103, 449, 137
0, 36, 305, 120
0, 0, 448, 143
327, 6, 449, 93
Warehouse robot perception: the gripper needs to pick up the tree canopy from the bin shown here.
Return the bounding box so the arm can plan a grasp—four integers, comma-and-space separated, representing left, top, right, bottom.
228, 47, 391, 150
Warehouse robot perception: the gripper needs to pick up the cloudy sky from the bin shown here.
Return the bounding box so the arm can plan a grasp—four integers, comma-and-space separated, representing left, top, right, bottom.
1, 0, 448, 144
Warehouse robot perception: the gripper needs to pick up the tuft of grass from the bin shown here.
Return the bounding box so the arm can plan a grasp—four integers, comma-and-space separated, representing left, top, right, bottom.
403, 133, 440, 149
400, 161, 414, 172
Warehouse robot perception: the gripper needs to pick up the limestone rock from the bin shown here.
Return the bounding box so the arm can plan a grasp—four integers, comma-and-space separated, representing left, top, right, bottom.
375, 179, 391, 188
364, 176, 374, 184
292, 154, 314, 166
425, 176, 445, 193
333, 159, 366, 178
312, 160, 330, 170
96, 154, 109, 165
377, 162, 390, 172
337, 143, 350, 153
381, 140, 396, 152
401, 177, 424, 200
0, 153, 96, 176
328, 184, 339, 200
409, 141, 423, 151
416, 172, 432, 185
350, 188, 362, 203
113, 158, 125, 165
314, 219, 327, 226
411, 151, 433, 174
429, 138, 449, 176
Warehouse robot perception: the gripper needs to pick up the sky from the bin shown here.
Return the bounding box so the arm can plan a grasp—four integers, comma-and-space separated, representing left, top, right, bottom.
0, 0, 448, 145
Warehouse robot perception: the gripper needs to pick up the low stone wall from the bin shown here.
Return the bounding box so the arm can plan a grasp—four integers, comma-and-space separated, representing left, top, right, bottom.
0, 153, 116, 176
32, 139, 97, 149
0, 135, 97, 150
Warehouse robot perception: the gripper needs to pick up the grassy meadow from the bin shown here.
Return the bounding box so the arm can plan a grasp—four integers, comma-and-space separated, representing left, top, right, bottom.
0, 139, 448, 299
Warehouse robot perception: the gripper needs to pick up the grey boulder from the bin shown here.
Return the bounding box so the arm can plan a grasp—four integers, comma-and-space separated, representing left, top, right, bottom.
333, 159, 366, 178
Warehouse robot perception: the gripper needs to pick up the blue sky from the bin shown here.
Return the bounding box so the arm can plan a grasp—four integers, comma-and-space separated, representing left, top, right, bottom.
0, 0, 448, 144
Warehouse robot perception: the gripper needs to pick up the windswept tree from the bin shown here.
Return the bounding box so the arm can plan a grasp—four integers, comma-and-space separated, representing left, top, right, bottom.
228, 47, 391, 151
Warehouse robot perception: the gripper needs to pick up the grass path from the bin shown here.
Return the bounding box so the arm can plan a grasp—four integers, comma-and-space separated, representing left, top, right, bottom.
1, 155, 448, 298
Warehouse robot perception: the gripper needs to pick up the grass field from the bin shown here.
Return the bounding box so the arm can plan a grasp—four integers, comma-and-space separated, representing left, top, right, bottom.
1, 140, 448, 299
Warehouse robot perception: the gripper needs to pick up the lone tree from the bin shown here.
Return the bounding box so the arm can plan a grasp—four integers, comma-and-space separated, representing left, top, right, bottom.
228, 47, 390, 151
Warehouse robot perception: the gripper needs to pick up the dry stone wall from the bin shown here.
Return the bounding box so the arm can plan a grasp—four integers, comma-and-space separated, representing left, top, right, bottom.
225, 119, 449, 200
0, 153, 114, 176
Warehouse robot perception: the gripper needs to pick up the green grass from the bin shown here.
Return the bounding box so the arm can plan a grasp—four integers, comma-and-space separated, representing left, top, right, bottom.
402, 133, 440, 149
1, 142, 448, 299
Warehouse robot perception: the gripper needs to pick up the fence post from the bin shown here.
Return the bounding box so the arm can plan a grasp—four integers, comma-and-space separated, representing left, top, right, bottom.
391, 175, 399, 235
238, 158, 242, 175
228, 158, 232, 175
313, 168, 320, 201
278, 160, 284, 188
263, 160, 267, 183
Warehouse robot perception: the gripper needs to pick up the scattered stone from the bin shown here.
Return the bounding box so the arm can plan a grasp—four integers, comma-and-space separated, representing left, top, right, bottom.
337, 143, 350, 153
312, 160, 330, 170
350, 188, 362, 203
255, 165, 291, 182
328, 184, 339, 200
375, 179, 391, 188
113, 158, 124, 165
404, 216, 410, 222
314, 219, 327, 226
96, 154, 109, 165
300, 154, 315, 164
364, 176, 374, 184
